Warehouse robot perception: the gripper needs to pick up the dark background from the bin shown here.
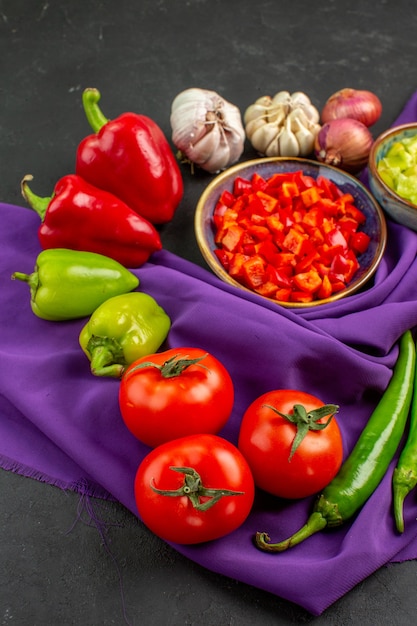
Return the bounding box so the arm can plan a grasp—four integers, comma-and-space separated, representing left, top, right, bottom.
1, 1, 417, 624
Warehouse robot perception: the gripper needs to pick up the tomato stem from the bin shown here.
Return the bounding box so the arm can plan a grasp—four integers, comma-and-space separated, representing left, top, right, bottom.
263, 402, 339, 460
128, 353, 209, 379
150, 466, 244, 511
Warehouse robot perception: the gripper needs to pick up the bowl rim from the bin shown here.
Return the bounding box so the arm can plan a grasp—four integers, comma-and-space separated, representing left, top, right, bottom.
369, 122, 417, 211
195, 156, 387, 308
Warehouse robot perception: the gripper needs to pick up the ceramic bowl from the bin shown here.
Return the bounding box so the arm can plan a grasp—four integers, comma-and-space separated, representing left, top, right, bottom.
195, 157, 387, 308
368, 122, 417, 232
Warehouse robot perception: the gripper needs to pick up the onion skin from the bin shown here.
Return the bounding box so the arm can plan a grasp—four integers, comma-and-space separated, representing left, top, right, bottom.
321, 88, 382, 128
314, 118, 374, 174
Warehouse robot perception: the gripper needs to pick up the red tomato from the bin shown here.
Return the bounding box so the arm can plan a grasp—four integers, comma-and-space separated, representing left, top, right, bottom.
135, 434, 255, 544
119, 347, 234, 447
238, 390, 343, 499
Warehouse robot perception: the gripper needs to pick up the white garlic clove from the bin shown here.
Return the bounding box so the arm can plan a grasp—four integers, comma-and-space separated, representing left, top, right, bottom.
245, 117, 267, 139
271, 91, 292, 105
244, 101, 270, 124
264, 128, 284, 157
294, 126, 315, 155
287, 107, 310, 131
278, 121, 300, 157
250, 122, 279, 154
186, 123, 222, 166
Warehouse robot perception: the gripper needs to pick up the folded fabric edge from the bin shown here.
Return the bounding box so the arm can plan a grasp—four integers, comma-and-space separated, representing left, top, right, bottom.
0, 455, 115, 502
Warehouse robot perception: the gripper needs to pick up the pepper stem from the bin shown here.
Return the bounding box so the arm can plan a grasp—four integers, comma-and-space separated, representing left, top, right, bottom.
254, 511, 328, 553
20, 175, 51, 221
82, 88, 109, 133
11, 270, 39, 301
86, 335, 126, 378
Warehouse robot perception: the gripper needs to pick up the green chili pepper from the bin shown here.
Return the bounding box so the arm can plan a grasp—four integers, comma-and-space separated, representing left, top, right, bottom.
392, 336, 417, 533
255, 330, 415, 552
79, 292, 171, 378
11, 248, 139, 321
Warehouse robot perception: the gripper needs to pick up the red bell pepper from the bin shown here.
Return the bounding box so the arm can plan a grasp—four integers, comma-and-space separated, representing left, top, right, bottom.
76, 88, 183, 225
21, 174, 162, 268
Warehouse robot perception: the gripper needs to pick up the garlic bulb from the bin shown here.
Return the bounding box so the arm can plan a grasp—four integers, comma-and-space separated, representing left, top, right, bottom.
170, 88, 245, 174
244, 91, 321, 157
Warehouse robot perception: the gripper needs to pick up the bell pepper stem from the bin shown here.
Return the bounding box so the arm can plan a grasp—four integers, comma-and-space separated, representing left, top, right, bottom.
86, 335, 126, 378
20, 175, 51, 221
254, 511, 328, 552
11, 271, 39, 301
82, 88, 109, 133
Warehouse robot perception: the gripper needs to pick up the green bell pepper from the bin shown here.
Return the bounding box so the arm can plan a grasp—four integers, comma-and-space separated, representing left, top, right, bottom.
12, 248, 139, 321
79, 291, 171, 378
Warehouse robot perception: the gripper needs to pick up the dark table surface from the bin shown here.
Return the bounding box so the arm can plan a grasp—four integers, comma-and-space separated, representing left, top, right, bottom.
2, 1, 417, 624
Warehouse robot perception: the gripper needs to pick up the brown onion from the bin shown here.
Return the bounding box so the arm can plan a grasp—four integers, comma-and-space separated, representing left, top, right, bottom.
321, 88, 382, 128
314, 118, 374, 174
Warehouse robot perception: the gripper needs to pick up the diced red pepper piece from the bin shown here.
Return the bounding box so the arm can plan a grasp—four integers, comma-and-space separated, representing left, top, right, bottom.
330, 253, 358, 283
350, 231, 371, 255
251, 172, 268, 191
247, 224, 271, 242
255, 190, 279, 213
267, 266, 293, 289
255, 239, 279, 263
274, 288, 292, 302
228, 253, 250, 279
255, 281, 278, 297
281, 181, 300, 199
233, 177, 253, 196
344, 203, 366, 224
300, 186, 322, 208
219, 189, 236, 208
273, 252, 297, 269
282, 228, 307, 255
241, 255, 266, 289
293, 269, 322, 293
295, 249, 320, 274
317, 274, 333, 299
290, 290, 314, 303
214, 248, 232, 270
219, 224, 244, 252
316, 175, 340, 200
325, 228, 349, 252
266, 214, 285, 236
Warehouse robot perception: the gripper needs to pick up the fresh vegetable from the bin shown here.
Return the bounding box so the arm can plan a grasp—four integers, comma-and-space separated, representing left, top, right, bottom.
170, 88, 245, 173
76, 87, 183, 224
314, 118, 374, 174
393, 337, 417, 532
20, 174, 162, 268
135, 434, 255, 544
212, 169, 370, 303
119, 347, 234, 447
11, 248, 139, 321
255, 330, 415, 552
321, 88, 382, 128
238, 390, 342, 499
244, 91, 321, 157
79, 292, 171, 378
376, 134, 417, 206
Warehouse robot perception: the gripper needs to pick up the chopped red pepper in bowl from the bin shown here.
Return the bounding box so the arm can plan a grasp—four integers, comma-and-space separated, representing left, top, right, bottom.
195, 157, 387, 307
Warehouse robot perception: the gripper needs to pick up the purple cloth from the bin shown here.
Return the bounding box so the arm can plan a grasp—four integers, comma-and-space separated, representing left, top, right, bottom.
2, 92, 417, 615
